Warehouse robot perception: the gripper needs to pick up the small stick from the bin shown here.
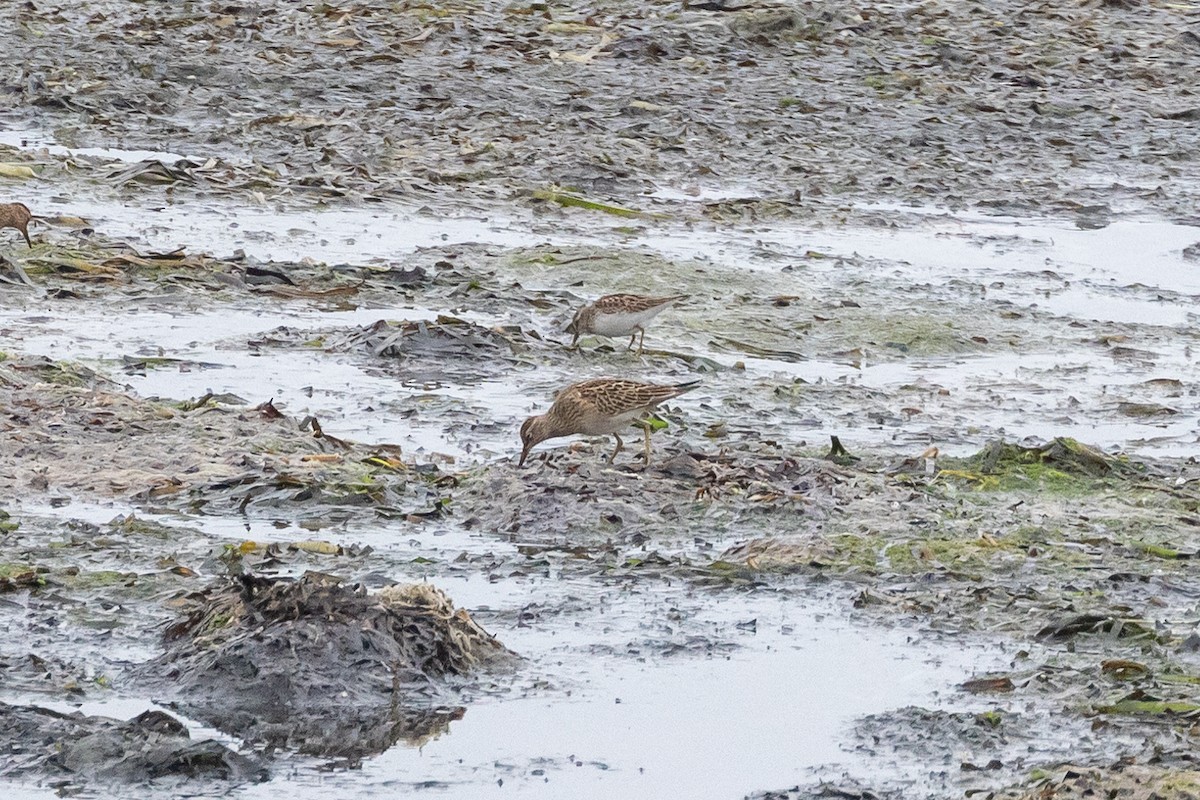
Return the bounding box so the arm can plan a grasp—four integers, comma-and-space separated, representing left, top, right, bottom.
825, 435, 858, 463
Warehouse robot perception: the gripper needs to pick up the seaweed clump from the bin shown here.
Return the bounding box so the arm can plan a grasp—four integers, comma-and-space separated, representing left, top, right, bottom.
135, 572, 514, 759
943, 437, 1144, 492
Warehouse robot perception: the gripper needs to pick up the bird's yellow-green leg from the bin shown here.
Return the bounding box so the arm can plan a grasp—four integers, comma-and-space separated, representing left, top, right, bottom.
608, 433, 625, 464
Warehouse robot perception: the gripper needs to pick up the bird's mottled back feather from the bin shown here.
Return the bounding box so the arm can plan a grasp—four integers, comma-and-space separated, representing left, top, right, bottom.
590, 294, 686, 315
560, 378, 696, 418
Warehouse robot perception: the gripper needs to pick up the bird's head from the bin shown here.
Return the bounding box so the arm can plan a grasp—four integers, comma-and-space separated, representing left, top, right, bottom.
518, 415, 549, 467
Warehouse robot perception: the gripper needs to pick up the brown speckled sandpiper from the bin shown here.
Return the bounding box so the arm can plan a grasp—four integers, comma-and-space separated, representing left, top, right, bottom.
0, 202, 32, 247
518, 377, 699, 466
566, 293, 686, 355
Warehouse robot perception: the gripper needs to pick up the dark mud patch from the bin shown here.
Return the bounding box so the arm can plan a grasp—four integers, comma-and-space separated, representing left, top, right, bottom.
452, 431, 1200, 616
457, 441, 843, 551
133, 573, 514, 761
257, 314, 545, 387
753, 783, 899, 800
0, 702, 265, 793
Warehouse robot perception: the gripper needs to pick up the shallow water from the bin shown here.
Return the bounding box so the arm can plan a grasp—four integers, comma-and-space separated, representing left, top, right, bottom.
7, 497, 1008, 800
240, 605, 998, 800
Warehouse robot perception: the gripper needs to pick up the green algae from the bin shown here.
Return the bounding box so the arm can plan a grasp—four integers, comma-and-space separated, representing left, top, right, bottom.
824, 533, 881, 571
531, 187, 662, 220
1096, 699, 1200, 715
883, 537, 1015, 575
1132, 541, 1190, 560
801, 525, 1099, 577
976, 709, 1004, 728
107, 515, 175, 540
25, 359, 105, 388
0, 562, 41, 584
939, 438, 1144, 494
63, 570, 137, 589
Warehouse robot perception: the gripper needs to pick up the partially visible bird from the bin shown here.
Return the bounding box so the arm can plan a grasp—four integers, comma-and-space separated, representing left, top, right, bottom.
519, 377, 699, 467
0, 202, 33, 247
566, 293, 686, 355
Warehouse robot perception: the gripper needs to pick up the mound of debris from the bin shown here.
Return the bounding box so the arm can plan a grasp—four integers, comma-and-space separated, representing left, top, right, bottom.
135, 572, 514, 759
0, 702, 264, 791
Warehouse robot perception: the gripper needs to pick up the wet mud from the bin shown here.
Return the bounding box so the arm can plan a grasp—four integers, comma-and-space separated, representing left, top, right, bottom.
4, 332, 1200, 796
3, 1, 1200, 222
0, 703, 265, 791
3, 1, 1200, 798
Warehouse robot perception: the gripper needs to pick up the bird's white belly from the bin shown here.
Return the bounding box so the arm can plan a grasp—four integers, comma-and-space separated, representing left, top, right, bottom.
590, 308, 662, 337
579, 410, 644, 435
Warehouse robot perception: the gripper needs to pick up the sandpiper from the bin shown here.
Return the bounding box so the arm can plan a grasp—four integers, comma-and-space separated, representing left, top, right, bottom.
0, 202, 32, 247
519, 377, 699, 467
566, 293, 686, 355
